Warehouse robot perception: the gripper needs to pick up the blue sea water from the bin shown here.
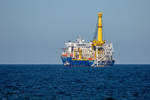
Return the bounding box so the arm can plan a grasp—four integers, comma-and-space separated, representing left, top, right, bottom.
0, 64, 150, 100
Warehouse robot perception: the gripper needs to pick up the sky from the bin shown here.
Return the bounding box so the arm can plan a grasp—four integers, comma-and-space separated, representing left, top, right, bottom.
0, 0, 150, 64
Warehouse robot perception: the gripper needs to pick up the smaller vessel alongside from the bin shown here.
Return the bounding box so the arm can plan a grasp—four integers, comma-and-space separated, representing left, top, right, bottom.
61, 12, 115, 67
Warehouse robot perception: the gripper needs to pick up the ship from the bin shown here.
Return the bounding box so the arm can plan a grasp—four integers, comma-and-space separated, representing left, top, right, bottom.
61, 12, 115, 67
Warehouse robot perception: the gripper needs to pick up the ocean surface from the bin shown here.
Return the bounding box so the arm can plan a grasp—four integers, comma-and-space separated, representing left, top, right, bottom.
0, 64, 150, 100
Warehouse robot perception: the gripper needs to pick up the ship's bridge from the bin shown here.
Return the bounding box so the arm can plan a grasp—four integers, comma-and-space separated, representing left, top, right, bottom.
65, 36, 92, 48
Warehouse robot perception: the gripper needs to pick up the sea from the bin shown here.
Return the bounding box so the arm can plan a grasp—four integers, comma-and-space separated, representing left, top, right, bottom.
0, 64, 150, 100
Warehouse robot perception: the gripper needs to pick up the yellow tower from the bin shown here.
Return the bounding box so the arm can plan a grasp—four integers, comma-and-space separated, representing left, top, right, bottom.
98, 12, 103, 42
92, 12, 105, 46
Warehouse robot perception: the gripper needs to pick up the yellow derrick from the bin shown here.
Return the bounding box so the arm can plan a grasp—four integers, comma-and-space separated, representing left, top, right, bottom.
98, 12, 103, 42
92, 12, 105, 47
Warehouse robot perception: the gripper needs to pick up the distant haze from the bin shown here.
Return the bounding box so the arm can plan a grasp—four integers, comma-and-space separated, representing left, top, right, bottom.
0, 0, 150, 64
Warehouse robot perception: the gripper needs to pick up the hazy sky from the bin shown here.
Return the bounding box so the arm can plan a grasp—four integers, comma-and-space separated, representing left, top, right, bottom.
0, 0, 150, 64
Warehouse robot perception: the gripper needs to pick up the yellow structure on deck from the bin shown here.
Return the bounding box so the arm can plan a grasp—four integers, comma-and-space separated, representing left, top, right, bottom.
92, 12, 105, 46
78, 48, 82, 60
73, 12, 106, 61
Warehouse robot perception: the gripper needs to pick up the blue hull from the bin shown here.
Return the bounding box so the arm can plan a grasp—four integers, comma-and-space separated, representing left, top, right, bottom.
61, 56, 114, 67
